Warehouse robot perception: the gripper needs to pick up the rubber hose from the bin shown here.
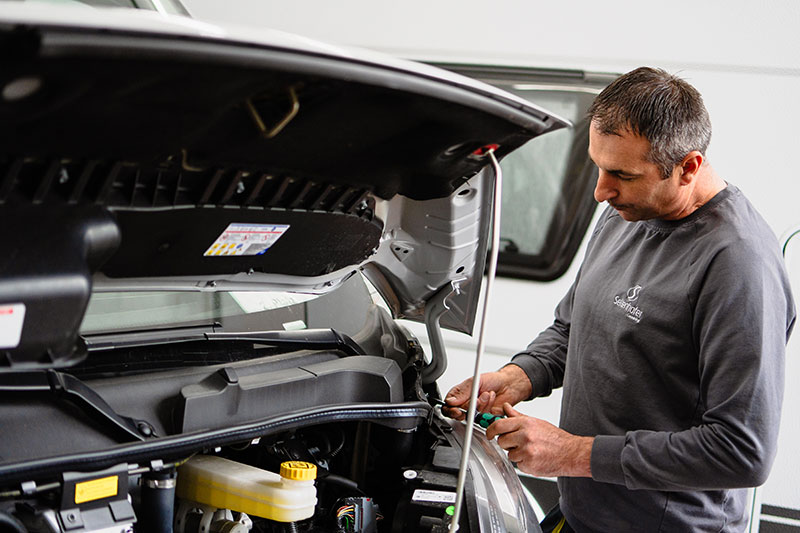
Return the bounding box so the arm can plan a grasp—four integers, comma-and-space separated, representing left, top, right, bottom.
139, 470, 176, 533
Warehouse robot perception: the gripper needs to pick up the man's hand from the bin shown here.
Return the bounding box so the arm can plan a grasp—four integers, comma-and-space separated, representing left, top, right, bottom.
444, 364, 532, 418
486, 403, 594, 478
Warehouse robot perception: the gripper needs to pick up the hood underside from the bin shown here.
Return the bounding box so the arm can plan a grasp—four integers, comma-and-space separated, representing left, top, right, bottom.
0, 6, 568, 370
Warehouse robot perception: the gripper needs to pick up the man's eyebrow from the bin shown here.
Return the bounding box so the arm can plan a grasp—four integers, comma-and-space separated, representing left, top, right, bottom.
586, 151, 642, 177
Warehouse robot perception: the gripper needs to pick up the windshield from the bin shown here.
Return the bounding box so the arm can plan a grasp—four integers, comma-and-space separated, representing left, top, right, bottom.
81, 274, 374, 336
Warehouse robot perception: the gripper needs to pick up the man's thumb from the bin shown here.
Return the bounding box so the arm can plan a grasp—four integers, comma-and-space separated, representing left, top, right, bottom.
503, 402, 521, 417
445, 389, 464, 405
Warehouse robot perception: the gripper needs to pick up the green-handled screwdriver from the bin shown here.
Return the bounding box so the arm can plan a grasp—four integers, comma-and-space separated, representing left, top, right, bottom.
432, 398, 505, 428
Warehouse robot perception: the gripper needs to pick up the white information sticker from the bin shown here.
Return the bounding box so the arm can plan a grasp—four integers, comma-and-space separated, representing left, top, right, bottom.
0, 303, 26, 349
204, 223, 289, 257
411, 489, 457, 504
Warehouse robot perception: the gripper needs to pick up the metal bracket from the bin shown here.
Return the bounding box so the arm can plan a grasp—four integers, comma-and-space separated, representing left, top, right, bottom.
246, 85, 300, 139
421, 278, 465, 385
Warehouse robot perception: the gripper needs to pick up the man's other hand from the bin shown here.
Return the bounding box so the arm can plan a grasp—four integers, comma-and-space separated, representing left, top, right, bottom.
444, 364, 532, 419
486, 403, 594, 478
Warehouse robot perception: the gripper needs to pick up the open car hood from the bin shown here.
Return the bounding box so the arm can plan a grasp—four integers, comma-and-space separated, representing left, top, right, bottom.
0, 4, 568, 370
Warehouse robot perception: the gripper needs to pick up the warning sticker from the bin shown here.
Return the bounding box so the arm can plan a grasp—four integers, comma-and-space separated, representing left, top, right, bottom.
75, 475, 118, 504
204, 223, 289, 257
411, 489, 457, 504
0, 303, 25, 349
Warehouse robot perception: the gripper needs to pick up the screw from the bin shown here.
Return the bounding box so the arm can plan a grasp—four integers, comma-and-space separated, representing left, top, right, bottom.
236, 182, 245, 194
138, 423, 153, 437
67, 512, 76, 523
403, 470, 418, 480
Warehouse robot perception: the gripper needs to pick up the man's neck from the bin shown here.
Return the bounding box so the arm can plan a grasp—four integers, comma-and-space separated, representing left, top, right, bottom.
690, 164, 726, 211
667, 164, 726, 220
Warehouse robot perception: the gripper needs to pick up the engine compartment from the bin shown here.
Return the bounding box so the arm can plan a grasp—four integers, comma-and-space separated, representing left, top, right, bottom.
0, 400, 472, 533
0, 301, 481, 532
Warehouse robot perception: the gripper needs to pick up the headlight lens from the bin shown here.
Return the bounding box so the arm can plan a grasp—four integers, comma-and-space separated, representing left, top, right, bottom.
446, 418, 543, 533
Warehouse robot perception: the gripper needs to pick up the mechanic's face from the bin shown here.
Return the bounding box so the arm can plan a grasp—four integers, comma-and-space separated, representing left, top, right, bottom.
589, 122, 685, 221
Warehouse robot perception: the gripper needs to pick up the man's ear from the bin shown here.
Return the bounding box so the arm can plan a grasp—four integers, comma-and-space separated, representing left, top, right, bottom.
678, 151, 704, 184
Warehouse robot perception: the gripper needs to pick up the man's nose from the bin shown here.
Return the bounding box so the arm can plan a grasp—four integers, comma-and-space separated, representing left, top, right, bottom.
594, 170, 617, 203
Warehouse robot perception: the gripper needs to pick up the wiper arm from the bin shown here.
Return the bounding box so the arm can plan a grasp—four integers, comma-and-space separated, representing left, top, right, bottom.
204, 329, 366, 356
85, 324, 217, 351
0, 370, 156, 442
84, 326, 366, 356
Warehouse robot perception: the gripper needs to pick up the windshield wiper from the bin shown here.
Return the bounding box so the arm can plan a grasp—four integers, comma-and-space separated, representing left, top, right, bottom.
204, 329, 366, 356
85, 327, 365, 356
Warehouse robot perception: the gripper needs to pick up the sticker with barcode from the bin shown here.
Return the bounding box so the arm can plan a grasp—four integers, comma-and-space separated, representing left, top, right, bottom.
411, 489, 457, 503
204, 223, 289, 256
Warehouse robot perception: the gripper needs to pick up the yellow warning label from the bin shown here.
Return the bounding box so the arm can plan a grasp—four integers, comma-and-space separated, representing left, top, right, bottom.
74, 476, 118, 504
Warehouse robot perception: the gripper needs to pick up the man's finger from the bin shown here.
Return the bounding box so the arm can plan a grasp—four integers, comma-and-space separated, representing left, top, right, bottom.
486, 391, 497, 411
445, 380, 471, 405
485, 416, 517, 440
441, 405, 466, 421
496, 431, 523, 452
503, 402, 522, 417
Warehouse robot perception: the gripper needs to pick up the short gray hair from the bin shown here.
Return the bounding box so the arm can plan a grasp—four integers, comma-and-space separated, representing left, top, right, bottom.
588, 67, 712, 178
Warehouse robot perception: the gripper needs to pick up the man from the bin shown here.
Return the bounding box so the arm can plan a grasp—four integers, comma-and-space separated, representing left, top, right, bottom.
445, 67, 795, 531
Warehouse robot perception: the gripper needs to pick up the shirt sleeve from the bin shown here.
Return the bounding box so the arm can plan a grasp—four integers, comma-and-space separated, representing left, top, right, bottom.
592, 242, 795, 490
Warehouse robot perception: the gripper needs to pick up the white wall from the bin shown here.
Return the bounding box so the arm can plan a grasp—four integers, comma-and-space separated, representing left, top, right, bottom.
183, 0, 800, 517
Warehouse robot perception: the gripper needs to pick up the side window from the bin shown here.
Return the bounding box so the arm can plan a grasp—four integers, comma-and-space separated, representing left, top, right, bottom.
436, 65, 615, 281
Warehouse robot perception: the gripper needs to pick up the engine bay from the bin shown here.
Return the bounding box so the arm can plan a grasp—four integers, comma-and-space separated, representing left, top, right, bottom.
0, 410, 476, 532
0, 301, 486, 533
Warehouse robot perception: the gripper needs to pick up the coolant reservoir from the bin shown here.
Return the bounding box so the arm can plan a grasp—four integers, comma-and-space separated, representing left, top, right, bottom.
176, 455, 317, 522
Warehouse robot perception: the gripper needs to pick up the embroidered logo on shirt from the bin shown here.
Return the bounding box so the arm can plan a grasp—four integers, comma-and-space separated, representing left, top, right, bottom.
613, 285, 644, 323
626, 284, 642, 301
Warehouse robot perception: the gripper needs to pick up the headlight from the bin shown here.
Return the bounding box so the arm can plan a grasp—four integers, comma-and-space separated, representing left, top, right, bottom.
446, 418, 543, 533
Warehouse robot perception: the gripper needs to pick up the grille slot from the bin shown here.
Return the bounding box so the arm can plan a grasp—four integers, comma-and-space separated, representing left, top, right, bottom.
0, 156, 373, 215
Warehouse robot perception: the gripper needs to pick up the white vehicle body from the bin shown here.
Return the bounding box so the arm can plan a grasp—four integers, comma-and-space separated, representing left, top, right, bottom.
182, 2, 800, 530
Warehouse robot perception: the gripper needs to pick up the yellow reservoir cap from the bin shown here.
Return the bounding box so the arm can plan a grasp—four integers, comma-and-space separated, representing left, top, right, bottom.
280, 461, 317, 481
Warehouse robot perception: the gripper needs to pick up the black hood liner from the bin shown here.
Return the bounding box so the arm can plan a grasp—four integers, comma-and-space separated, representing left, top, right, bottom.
0, 27, 546, 201
104, 207, 382, 278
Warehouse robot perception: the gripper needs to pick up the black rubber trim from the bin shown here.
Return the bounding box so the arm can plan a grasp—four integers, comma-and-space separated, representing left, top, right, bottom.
763, 505, 800, 521
759, 521, 800, 533
0, 401, 431, 484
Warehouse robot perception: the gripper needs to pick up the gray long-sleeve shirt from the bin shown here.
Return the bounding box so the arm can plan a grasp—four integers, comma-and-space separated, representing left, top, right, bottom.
512, 185, 795, 532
